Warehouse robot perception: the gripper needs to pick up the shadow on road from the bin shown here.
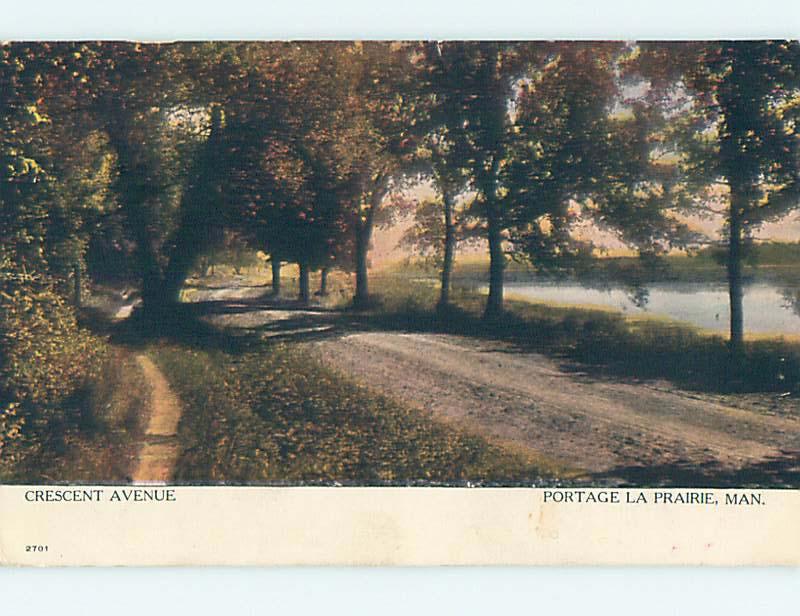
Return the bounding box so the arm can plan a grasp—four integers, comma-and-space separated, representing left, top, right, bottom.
587, 449, 800, 488
94, 291, 376, 353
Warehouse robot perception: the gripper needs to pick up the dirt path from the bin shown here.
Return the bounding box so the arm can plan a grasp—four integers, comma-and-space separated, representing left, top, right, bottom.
131, 355, 182, 483
315, 332, 800, 480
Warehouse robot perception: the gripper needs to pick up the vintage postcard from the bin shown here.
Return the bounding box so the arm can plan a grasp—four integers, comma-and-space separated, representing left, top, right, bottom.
0, 40, 798, 566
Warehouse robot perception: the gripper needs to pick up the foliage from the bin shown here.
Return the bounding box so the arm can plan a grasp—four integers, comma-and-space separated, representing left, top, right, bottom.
629, 41, 800, 350
1, 44, 116, 477
0, 271, 108, 478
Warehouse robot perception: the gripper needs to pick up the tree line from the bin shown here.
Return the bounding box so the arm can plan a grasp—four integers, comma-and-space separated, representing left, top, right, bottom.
2, 41, 799, 355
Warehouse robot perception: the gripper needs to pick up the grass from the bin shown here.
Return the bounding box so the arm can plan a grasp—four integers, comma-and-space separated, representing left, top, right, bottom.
14, 348, 148, 483
152, 342, 567, 485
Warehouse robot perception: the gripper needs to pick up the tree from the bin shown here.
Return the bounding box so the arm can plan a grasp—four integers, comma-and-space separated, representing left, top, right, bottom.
509, 43, 695, 277
401, 189, 470, 309
633, 41, 800, 359
1, 43, 122, 293
425, 42, 553, 320
410, 42, 475, 310
36, 42, 247, 319
221, 44, 356, 305
505, 43, 622, 274
322, 42, 423, 308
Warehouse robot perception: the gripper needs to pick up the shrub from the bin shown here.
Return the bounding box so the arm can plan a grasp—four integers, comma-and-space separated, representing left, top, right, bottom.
0, 270, 107, 478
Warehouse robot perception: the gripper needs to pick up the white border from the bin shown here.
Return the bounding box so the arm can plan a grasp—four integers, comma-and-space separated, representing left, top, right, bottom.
0, 0, 798, 40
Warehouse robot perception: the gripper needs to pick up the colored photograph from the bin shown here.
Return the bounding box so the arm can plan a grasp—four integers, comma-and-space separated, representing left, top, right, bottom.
1, 41, 799, 487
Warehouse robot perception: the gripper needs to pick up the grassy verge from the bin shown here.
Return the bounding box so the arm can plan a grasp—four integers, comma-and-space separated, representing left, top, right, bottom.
153, 343, 566, 485
367, 274, 800, 394
1, 275, 150, 482
8, 349, 148, 483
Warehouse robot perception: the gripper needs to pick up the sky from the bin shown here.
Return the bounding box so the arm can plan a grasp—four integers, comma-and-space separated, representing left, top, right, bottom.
370, 182, 800, 267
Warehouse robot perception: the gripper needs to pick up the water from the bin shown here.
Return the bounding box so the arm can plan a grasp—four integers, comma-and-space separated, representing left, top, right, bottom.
496, 281, 800, 335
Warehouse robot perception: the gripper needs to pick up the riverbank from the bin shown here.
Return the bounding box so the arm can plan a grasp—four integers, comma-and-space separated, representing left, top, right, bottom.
367, 274, 800, 394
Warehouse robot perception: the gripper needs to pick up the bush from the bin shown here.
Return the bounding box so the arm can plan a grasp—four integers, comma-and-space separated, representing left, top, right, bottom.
0, 270, 108, 479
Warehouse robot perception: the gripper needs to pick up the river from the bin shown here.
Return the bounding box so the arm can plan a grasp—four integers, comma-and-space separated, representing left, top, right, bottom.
493, 281, 800, 335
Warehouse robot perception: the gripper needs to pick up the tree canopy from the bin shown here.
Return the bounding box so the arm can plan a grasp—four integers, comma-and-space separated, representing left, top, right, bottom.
2, 40, 798, 334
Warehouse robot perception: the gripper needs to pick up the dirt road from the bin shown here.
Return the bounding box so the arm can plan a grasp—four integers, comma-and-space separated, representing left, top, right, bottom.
315, 332, 800, 482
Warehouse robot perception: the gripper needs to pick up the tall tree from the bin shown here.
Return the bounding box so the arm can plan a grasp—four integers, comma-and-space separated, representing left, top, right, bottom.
412, 42, 474, 310
633, 41, 800, 358
327, 42, 422, 308
428, 42, 548, 319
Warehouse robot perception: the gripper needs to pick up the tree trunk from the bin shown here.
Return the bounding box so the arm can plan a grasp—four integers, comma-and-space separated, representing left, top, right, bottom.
73, 262, 82, 308
438, 191, 455, 310
319, 267, 329, 296
271, 257, 281, 296
161, 105, 225, 305
354, 222, 371, 307
727, 192, 745, 362
106, 124, 167, 320
352, 175, 390, 309
298, 262, 310, 305
139, 270, 168, 321
482, 152, 504, 321
484, 207, 505, 320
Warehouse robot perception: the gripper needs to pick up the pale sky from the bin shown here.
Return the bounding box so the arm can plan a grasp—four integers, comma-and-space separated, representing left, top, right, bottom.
371, 182, 800, 267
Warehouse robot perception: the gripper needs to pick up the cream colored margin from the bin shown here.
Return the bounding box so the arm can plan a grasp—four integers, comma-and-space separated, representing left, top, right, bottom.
0, 486, 797, 566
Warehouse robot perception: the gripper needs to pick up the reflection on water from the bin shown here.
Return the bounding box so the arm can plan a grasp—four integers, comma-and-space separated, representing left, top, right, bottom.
783, 289, 800, 318
497, 281, 800, 335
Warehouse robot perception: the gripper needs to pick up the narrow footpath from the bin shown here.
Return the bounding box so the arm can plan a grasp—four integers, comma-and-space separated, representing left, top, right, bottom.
130, 355, 183, 483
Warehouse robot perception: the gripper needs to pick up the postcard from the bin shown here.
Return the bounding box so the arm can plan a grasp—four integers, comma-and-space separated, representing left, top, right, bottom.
1, 40, 798, 566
